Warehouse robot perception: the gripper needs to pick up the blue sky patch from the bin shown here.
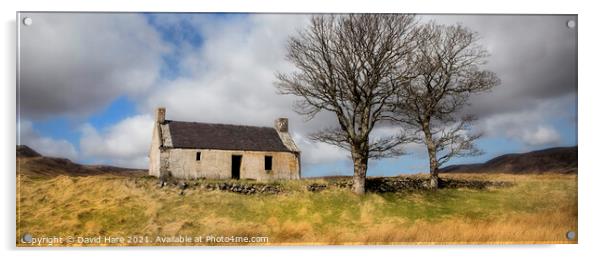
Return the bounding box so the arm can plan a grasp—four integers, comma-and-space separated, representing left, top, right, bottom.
87, 96, 138, 129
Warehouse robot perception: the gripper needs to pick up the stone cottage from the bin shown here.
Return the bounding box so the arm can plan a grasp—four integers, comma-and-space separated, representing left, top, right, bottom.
148, 108, 301, 180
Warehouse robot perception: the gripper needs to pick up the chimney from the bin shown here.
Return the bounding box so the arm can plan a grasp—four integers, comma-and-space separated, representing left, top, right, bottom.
156, 107, 166, 124
275, 118, 288, 132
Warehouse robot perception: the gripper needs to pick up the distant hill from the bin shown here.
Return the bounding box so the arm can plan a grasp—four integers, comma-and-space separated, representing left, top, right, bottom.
16, 145, 42, 158
439, 146, 577, 174
16, 145, 146, 177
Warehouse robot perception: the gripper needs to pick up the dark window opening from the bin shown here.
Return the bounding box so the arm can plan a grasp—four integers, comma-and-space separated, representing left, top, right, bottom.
196, 152, 201, 161
265, 156, 273, 171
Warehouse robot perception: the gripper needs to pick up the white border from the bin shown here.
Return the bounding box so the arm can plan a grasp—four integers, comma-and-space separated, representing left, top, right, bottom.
2, 1, 600, 259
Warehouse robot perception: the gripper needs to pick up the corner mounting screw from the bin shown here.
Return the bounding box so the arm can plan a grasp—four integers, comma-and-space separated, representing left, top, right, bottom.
23, 17, 33, 26
567, 20, 576, 29
566, 230, 576, 240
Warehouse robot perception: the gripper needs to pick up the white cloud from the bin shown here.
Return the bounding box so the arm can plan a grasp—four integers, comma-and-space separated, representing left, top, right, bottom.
79, 114, 154, 168
18, 120, 78, 160
522, 126, 561, 146
479, 96, 569, 147
19, 13, 168, 119
293, 134, 348, 165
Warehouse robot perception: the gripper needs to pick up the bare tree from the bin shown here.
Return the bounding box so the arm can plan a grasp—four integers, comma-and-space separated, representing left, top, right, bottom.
276, 14, 417, 195
392, 22, 501, 189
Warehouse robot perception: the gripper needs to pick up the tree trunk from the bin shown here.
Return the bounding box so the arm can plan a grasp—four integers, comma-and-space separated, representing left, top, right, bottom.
429, 167, 440, 189
424, 126, 440, 189
351, 149, 369, 195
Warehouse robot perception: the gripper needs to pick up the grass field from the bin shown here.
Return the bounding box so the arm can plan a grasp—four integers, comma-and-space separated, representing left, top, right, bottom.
16, 173, 577, 246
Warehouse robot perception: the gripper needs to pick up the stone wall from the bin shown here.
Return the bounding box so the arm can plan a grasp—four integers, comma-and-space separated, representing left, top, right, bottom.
165, 148, 300, 180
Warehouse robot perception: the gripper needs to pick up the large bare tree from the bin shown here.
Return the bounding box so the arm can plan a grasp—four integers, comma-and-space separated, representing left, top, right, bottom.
393, 22, 500, 189
276, 14, 417, 195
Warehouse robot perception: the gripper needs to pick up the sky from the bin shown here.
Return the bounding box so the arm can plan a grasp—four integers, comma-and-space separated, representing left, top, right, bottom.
17, 13, 578, 177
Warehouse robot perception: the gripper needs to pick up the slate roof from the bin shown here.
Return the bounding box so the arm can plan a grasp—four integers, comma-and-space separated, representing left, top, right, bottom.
165, 120, 293, 152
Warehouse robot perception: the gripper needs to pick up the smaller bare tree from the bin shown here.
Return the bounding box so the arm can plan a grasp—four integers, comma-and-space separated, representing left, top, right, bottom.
393, 22, 501, 188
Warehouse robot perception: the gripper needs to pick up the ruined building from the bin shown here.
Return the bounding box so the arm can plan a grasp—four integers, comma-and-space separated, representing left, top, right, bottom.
148, 108, 301, 180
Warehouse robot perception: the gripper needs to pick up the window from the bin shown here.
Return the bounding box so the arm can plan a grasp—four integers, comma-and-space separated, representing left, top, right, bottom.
196, 152, 202, 161
265, 156, 273, 171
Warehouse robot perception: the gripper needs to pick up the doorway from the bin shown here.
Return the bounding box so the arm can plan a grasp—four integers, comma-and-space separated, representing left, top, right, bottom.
231, 155, 242, 179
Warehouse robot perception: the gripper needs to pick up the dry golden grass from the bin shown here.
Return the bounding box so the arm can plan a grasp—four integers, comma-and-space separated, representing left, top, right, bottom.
16, 172, 577, 246
359, 209, 577, 244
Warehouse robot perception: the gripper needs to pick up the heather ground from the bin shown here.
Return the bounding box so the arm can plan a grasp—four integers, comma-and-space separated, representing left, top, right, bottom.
16, 172, 577, 246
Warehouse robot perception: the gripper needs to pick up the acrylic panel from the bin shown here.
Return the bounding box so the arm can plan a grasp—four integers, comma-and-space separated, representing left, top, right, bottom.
16, 12, 578, 246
